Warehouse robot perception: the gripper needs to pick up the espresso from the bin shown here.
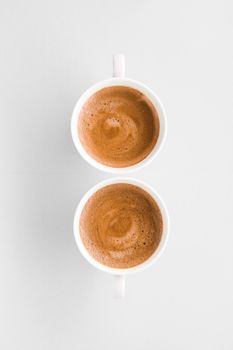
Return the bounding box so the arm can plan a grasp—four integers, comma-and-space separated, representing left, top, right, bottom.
79, 184, 163, 268
78, 86, 160, 167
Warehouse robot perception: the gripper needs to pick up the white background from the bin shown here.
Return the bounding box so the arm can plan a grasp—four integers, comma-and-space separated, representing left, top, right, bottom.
0, 0, 233, 349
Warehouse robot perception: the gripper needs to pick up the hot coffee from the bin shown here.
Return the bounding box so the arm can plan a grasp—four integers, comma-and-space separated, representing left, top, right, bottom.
78, 86, 160, 167
79, 183, 163, 268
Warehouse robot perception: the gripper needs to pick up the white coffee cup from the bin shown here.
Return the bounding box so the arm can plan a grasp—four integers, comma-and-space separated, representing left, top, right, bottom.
73, 177, 169, 298
71, 54, 167, 174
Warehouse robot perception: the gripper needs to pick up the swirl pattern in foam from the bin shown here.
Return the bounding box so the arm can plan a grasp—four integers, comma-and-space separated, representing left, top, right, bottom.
80, 184, 163, 268
78, 86, 160, 167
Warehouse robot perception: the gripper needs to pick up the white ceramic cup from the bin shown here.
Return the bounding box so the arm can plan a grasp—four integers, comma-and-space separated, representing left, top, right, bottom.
71, 54, 167, 174
73, 177, 169, 298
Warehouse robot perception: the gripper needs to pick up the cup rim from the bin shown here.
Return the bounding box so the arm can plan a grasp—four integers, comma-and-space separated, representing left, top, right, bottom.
71, 77, 167, 174
73, 177, 170, 275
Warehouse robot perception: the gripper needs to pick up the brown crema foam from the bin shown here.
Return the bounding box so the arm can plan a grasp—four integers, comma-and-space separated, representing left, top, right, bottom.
78, 86, 160, 167
79, 184, 163, 268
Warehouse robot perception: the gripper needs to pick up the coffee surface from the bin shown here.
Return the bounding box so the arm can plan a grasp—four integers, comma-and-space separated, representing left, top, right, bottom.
79, 184, 163, 268
78, 86, 160, 167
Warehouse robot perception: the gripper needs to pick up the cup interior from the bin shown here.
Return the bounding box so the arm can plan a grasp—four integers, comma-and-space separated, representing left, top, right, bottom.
73, 178, 169, 275
71, 78, 167, 174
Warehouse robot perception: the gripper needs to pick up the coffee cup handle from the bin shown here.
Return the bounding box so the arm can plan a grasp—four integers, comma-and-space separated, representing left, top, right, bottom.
114, 275, 125, 298
113, 54, 125, 77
